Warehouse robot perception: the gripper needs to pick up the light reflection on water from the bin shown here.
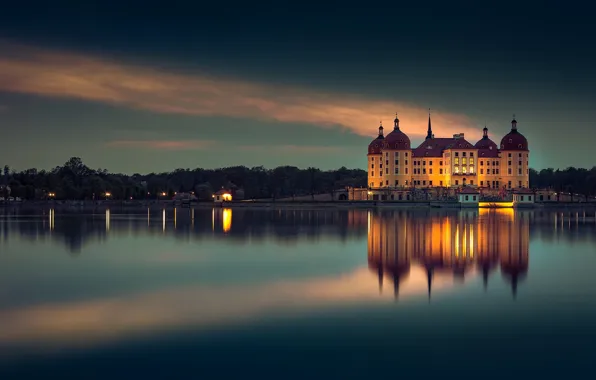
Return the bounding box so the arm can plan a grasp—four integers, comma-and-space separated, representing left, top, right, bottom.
1, 207, 596, 377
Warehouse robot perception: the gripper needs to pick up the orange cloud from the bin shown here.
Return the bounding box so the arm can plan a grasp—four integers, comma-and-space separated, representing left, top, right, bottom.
0, 41, 480, 139
106, 139, 215, 150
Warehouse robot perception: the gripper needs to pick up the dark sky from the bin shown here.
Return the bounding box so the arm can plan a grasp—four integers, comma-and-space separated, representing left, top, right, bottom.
0, 1, 593, 173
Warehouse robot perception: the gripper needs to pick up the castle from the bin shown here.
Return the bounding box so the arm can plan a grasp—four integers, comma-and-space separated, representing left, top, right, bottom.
367, 114, 529, 192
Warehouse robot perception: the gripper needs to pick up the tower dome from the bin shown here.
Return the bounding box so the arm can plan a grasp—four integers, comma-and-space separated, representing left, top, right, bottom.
383, 113, 411, 150
368, 122, 384, 155
500, 117, 528, 151
475, 127, 498, 150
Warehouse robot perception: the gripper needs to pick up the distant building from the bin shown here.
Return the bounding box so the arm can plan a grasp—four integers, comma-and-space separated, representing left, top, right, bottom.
213, 189, 232, 203
367, 114, 530, 191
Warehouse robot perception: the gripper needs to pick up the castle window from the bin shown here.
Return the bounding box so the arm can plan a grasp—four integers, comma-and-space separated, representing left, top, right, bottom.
469, 166, 474, 174
454, 166, 459, 174
508, 181, 512, 188
480, 161, 484, 166
386, 160, 389, 165
440, 169, 443, 174
371, 171, 374, 177
423, 169, 426, 174
440, 181, 443, 186
371, 164, 374, 169
508, 168, 512, 175
518, 161, 522, 166
429, 161, 433, 166
480, 169, 483, 174
480, 181, 484, 186
386, 168, 389, 174
462, 158, 467, 165
455, 180, 459, 185
454, 158, 459, 165
462, 167, 467, 174
463, 152, 467, 157
508, 153, 512, 157
405, 168, 408, 174
405, 152, 408, 157
455, 152, 459, 157
380, 164, 383, 168
386, 180, 389, 186
423, 180, 427, 186
405, 160, 408, 165
429, 169, 433, 174
429, 181, 433, 186
470, 158, 474, 165
519, 153, 522, 157
395, 180, 399, 186
395, 160, 399, 165
470, 152, 474, 157
518, 169, 522, 175
519, 181, 522, 187
395, 168, 399, 174
380, 171, 383, 176
423, 161, 426, 166
440, 160, 443, 165
470, 180, 474, 185
508, 161, 511, 165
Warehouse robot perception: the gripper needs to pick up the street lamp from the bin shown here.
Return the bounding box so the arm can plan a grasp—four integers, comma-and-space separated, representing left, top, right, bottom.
105, 192, 112, 199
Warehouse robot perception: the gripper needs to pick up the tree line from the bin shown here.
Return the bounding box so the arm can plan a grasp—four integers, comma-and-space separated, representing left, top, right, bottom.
0, 157, 367, 200
1, 157, 596, 200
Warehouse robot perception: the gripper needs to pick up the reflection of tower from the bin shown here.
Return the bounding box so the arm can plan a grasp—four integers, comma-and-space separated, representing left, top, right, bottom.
212, 208, 233, 233
500, 210, 530, 298
366, 208, 531, 300
476, 209, 503, 289
367, 210, 411, 298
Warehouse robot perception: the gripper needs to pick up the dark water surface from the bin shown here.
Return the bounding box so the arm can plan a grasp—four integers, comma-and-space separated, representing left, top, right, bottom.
1, 207, 596, 378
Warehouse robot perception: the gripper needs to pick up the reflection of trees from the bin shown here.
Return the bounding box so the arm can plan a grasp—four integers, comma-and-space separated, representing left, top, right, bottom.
368, 209, 533, 299
1, 208, 368, 254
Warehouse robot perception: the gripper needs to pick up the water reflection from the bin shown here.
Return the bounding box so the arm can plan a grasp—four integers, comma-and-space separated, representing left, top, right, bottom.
1, 206, 596, 354
368, 209, 530, 298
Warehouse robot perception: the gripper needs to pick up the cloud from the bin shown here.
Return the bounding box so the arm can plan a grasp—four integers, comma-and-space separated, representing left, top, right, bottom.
0, 41, 479, 139
105, 139, 215, 150
0, 265, 472, 349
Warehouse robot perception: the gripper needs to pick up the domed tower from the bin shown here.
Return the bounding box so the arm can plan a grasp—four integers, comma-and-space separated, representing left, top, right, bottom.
367, 122, 384, 189
500, 116, 530, 189
475, 127, 500, 189
380, 113, 412, 189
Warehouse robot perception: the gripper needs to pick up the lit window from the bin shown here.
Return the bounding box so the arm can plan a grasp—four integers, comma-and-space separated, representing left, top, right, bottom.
469, 166, 474, 174
462, 167, 467, 174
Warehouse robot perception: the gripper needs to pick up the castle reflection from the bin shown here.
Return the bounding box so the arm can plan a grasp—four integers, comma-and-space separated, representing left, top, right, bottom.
368, 208, 530, 298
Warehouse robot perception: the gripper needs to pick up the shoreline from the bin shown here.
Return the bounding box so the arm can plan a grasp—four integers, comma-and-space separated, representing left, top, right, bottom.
2, 200, 596, 210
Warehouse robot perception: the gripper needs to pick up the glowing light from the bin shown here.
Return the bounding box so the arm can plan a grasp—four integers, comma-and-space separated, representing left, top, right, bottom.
105, 209, 110, 231
478, 201, 514, 208
162, 209, 166, 232
147, 208, 150, 226
105, 192, 112, 198
222, 193, 232, 201
222, 208, 232, 233
48, 192, 55, 198
161, 192, 166, 196
49, 208, 55, 231
174, 208, 177, 229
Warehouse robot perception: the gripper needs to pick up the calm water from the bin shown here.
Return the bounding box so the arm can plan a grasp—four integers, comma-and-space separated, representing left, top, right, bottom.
1, 207, 596, 378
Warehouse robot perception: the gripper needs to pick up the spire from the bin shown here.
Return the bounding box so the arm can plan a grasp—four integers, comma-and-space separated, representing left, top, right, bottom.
378, 121, 384, 137
394, 112, 400, 130
426, 108, 433, 140
483, 126, 489, 139
511, 114, 517, 131
426, 267, 433, 301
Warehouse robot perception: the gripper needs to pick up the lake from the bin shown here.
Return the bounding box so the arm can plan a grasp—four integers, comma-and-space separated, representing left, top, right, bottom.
1, 207, 596, 378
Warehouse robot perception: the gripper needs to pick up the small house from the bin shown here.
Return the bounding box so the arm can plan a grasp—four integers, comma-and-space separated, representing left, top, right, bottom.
458, 187, 479, 207
513, 188, 535, 207
213, 189, 232, 203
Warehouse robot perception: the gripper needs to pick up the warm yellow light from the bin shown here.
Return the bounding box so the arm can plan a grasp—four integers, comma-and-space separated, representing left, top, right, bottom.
222, 193, 232, 201
105, 192, 112, 197
48, 192, 55, 197
367, 191, 372, 195
222, 208, 232, 232
161, 192, 166, 196
478, 201, 514, 208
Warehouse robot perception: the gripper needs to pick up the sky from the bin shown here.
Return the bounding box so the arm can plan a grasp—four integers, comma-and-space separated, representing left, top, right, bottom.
0, 1, 594, 173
